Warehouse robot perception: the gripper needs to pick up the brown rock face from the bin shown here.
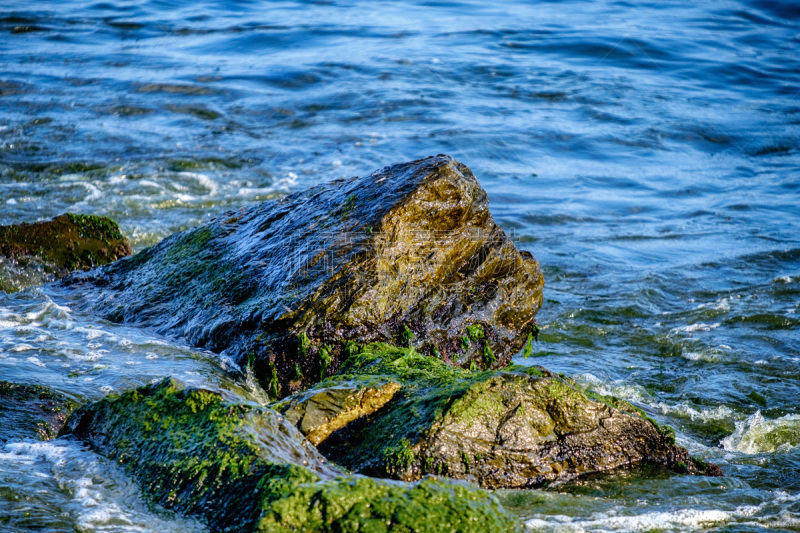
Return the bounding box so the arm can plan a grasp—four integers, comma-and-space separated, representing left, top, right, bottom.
64, 155, 544, 397
305, 344, 723, 488
274, 379, 402, 445
0, 213, 132, 274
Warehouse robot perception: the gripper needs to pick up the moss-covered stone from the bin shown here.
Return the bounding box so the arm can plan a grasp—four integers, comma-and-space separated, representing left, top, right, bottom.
257, 476, 515, 532
302, 344, 722, 488
62, 156, 543, 397
60, 378, 334, 531
60, 378, 516, 532
0, 213, 131, 276
0, 381, 75, 442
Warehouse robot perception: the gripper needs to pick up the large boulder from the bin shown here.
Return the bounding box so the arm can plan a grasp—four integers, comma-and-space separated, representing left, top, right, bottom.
0, 213, 132, 276
281, 344, 722, 488
60, 378, 516, 532
64, 155, 543, 397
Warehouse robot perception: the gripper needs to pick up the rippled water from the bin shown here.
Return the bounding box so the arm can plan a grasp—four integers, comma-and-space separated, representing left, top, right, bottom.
1, 0, 799, 530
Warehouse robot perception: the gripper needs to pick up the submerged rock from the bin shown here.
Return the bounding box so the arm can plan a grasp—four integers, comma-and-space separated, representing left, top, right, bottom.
0, 381, 74, 442
291, 344, 723, 488
64, 155, 543, 397
60, 378, 516, 532
0, 213, 132, 278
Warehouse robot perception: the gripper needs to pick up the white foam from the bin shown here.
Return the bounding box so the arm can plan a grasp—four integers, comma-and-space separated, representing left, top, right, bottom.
26, 355, 46, 367
670, 322, 720, 334
696, 298, 730, 311
0, 440, 205, 532
524, 508, 731, 531
178, 171, 219, 195
653, 401, 734, 422
721, 410, 800, 454
11, 343, 36, 352
575, 373, 650, 403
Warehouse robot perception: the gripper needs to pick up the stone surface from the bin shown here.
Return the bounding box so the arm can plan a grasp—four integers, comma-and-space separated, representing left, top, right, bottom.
303, 344, 722, 488
274, 378, 401, 445
60, 378, 516, 532
64, 155, 543, 397
0, 381, 74, 442
0, 213, 132, 276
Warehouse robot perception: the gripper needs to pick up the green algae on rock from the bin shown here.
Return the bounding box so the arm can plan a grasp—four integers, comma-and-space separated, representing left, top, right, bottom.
0, 213, 132, 278
0, 381, 75, 442
60, 378, 516, 532
63, 155, 543, 397
60, 377, 336, 531
305, 343, 722, 488
257, 476, 515, 532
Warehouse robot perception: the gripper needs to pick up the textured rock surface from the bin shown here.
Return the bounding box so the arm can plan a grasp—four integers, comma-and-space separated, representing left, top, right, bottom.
0, 213, 131, 275
0, 381, 74, 442
304, 344, 722, 488
60, 378, 515, 532
64, 155, 543, 397
274, 378, 401, 445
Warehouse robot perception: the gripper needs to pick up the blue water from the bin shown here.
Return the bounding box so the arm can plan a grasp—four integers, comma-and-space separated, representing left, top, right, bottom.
1, 0, 799, 530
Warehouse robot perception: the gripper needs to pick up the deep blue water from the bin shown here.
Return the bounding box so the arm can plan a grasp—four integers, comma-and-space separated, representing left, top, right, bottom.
1, 0, 799, 531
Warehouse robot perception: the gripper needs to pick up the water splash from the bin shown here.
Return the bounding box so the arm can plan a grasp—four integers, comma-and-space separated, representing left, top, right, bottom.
721, 411, 800, 454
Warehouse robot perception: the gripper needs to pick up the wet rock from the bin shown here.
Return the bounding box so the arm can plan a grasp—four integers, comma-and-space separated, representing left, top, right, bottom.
60, 378, 515, 532
64, 155, 543, 397
0, 213, 132, 278
304, 344, 722, 488
274, 378, 401, 445
0, 381, 74, 442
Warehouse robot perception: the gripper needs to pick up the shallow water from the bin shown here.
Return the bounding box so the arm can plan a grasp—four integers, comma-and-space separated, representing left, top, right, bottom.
1, 0, 799, 530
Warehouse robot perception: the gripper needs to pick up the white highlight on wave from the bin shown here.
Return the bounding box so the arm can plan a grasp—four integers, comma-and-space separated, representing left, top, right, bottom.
670, 322, 720, 334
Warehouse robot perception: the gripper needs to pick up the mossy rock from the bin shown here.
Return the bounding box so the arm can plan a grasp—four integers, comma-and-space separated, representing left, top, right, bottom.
0, 381, 75, 442
62, 156, 543, 397
257, 476, 515, 532
0, 213, 131, 276
292, 344, 724, 488
60, 378, 516, 532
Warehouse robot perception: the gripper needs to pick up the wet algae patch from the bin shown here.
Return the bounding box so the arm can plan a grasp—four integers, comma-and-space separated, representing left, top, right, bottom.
0, 213, 132, 275
62, 155, 543, 397
60, 378, 516, 532
0, 381, 75, 442
287, 343, 723, 488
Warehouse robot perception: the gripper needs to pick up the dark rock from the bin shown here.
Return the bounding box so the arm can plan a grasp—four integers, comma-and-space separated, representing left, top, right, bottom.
60, 378, 516, 532
302, 343, 722, 488
0, 213, 132, 278
0, 381, 74, 442
64, 156, 543, 397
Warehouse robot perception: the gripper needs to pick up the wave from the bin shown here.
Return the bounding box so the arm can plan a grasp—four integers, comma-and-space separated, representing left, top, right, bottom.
721, 410, 800, 454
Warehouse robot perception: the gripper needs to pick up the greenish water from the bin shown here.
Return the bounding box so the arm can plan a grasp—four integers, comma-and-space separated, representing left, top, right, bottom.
1, 0, 799, 530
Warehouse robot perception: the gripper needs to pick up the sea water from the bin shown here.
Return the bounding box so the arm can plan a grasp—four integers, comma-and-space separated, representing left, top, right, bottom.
1, 0, 798, 530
